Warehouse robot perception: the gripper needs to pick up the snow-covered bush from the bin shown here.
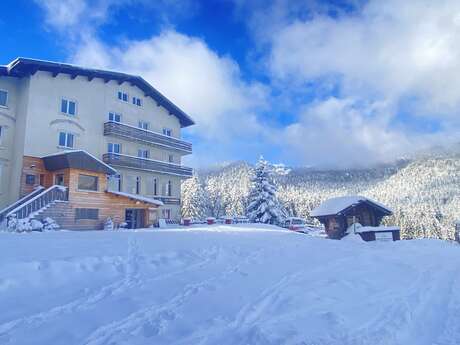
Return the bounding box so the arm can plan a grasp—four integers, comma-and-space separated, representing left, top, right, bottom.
104, 217, 114, 231
119, 222, 128, 229
17, 219, 33, 232
30, 219, 44, 232
246, 157, 285, 225
6, 214, 18, 232
43, 217, 60, 231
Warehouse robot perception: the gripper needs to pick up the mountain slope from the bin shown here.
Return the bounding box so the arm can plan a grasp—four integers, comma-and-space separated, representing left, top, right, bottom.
185, 157, 460, 239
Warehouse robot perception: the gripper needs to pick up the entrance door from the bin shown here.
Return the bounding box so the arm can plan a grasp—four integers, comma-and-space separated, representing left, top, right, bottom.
125, 209, 145, 229
55, 174, 65, 186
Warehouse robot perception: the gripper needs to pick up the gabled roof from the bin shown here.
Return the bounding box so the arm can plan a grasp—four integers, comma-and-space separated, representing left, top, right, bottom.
2, 57, 195, 128
310, 196, 392, 218
42, 150, 117, 175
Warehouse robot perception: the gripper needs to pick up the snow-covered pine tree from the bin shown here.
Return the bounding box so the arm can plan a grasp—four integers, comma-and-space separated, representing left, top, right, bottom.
181, 175, 206, 220
246, 157, 285, 224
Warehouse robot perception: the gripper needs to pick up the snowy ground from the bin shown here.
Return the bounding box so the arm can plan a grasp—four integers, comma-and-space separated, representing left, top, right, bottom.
1, 225, 460, 345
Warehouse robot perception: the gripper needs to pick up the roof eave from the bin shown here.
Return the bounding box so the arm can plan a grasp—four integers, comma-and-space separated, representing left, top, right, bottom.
4, 57, 196, 128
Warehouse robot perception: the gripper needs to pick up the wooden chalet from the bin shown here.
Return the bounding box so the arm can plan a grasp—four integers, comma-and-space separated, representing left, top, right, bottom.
310, 196, 400, 241
10, 150, 163, 230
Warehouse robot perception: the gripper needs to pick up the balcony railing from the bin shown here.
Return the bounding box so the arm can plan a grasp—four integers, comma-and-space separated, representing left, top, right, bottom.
104, 121, 192, 154
103, 153, 193, 178
157, 196, 181, 205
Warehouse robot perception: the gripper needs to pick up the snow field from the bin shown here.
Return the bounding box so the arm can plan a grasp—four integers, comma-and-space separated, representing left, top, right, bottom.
1, 226, 460, 345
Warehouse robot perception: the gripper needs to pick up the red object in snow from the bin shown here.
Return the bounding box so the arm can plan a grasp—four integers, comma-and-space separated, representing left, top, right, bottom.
225, 218, 232, 224
183, 218, 191, 226
207, 218, 215, 225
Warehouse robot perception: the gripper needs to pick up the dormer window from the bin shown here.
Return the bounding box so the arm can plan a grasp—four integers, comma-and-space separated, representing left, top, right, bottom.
117, 91, 128, 102
132, 97, 142, 106
162, 128, 172, 136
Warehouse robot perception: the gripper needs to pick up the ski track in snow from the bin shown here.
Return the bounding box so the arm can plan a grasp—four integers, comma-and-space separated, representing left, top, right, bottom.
1, 229, 460, 345
0, 237, 221, 342
82, 244, 271, 345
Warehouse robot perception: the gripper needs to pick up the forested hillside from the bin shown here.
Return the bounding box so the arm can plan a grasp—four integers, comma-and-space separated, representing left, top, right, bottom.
182, 156, 460, 239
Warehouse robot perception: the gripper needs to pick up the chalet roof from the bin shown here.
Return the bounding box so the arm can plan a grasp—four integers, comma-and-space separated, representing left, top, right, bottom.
1, 57, 195, 128
107, 191, 163, 206
42, 150, 117, 175
310, 196, 393, 218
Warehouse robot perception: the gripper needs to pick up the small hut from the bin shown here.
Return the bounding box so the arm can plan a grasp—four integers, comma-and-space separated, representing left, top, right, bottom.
310, 196, 400, 241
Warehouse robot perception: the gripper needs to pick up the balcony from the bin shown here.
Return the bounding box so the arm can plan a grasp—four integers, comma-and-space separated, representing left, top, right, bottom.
104, 121, 192, 154
157, 196, 181, 205
103, 153, 193, 178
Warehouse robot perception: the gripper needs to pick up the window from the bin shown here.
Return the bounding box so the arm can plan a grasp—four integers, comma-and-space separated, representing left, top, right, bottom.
162, 209, 171, 220
25, 174, 36, 185
108, 112, 121, 122
75, 208, 99, 220
55, 174, 64, 186
0, 90, 7, 107
168, 154, 174, 163
136, 176, 141, 194
0, 126, 3, 145
59, 132, 74, 148
153, 178, 157, 195
133, 97, 142, 106
0, 165, 3, 193
118, 91, 128, 102
107, 174, 122, 192
166, 180, 172, 196
138, 121, 149, 130
162, 128, 172, 136
78, 174, 98, 191
61, 98, 76, 116
108, 143, 121, 154
137, 148, 149, 158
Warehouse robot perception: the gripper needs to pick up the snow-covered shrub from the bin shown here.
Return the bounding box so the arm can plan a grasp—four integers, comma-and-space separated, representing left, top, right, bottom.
17, 219, 33, 232
6, 214, 18, 232
43, 217, 60, 231
104, 217, 114, 231
246, 157, 285, 225
30, 219, 44, 232
119, 222, 128, 229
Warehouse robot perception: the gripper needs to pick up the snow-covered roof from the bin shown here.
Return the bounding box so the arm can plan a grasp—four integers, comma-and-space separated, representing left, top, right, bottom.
310, 196, 392, 217
107, 191, 163, 206
42, 150, 118, 175
355, 226, 400, 233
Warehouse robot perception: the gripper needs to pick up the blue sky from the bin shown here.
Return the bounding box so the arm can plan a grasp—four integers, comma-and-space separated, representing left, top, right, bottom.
1, 0, 460, 168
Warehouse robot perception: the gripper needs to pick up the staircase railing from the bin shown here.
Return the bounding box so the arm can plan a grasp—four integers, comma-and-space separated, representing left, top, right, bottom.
5, 185, 68, 220
0, 186, 46, 222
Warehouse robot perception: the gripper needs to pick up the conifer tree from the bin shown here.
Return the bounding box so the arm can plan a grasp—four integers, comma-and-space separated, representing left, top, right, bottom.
246, 157, 285, 224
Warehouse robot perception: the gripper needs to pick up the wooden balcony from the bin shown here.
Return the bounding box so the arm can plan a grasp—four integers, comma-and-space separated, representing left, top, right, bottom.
104, 121, 192, 154
103, 153, 193, 178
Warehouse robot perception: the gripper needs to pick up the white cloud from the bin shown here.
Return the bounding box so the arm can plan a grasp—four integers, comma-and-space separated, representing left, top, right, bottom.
267, 0, 460, 117
71, 31, 271, 165
35, 0, 112, 33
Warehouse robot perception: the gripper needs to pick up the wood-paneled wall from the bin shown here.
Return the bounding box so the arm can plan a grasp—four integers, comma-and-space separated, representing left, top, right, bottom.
21, 156, 159, 230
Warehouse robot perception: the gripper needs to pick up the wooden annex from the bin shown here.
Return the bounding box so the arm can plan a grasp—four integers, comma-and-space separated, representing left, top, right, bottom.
19, 151, 163, 230
310, 196, 400, 241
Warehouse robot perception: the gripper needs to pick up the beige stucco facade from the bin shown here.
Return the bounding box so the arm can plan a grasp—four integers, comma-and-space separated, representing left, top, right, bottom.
0, 64, 193, 221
